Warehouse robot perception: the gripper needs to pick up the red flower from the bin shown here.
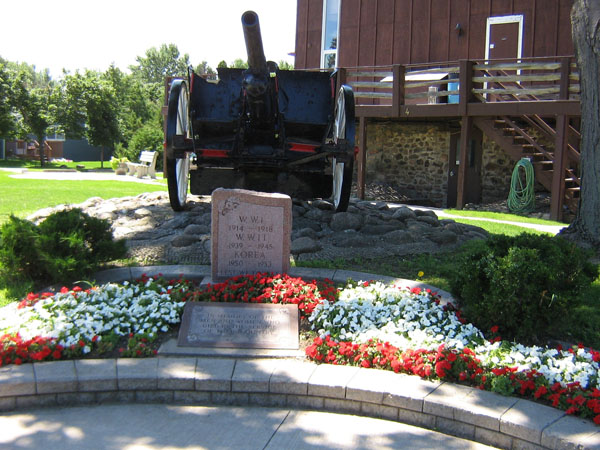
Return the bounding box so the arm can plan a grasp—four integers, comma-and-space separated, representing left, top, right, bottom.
534, 386, 548, 399
490, 325, 499, 334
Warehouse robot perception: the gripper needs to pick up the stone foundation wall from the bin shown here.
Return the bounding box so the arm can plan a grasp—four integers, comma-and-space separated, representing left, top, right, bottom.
363, 121, 516, 206
480, 136, 515, 203
365, 122, 451, 206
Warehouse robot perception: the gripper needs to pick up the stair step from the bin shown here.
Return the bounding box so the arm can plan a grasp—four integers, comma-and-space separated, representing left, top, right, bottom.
564, 177, 580, 184
537, 161, 554, 170
566, 187, 581, 198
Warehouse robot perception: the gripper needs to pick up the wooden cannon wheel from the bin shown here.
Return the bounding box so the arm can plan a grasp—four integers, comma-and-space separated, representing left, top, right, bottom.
165, 80, 191, 211
331, 85, 355, 212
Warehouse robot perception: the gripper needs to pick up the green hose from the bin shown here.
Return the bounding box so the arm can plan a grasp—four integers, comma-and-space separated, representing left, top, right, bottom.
507, 158, 536, 213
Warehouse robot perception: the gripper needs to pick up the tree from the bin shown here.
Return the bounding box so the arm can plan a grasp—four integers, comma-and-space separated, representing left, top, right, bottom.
230, 58, 249, 69
60, 71, 120, 168
277, 60, 294, 70
130, 44, 190, 102
9, 63, 57, 166
103, 65, 157, 146
0, 58, 17, 138
562, 0, 600, 251
194, 61, 216, 80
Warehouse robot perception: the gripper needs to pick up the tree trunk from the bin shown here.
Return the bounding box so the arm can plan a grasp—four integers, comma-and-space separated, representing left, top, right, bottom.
562, 0, 600, 251
101, 146, 104, 169
38, 136, 46, 168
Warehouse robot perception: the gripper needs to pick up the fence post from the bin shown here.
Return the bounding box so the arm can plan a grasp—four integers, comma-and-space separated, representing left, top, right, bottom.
458, 60, 474, 116
559, 57, 571, 100
357, 116, 367, 199
392, 65, 405, 117
336, 67, 347, 95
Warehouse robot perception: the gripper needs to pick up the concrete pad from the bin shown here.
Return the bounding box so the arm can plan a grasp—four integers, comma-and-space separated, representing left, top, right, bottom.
382, 373, 441, 412
332, 269, 396, 285
194, 358, 235, 391
0, 404, 288, 449
74, 359, 117, 392
307, 364, 360, 399
270, 359, 318, 395
0, 364, 35, 397
116, 358, 158, 390
128, 265, 210, 282
157, 357, 196, 390
33, 360, 77, 394
265, 409, 495, 449
288, 267, 336, 282
542, 414, 600, 449
231, 358, 280, 392
92, 267, 132, 285
500, 398, 565, 444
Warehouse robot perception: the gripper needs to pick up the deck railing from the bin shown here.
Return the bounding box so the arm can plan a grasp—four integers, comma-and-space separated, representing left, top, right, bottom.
337, 56, 580, 117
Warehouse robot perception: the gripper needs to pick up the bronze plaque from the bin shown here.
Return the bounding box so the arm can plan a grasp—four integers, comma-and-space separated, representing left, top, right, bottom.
177, 302, 299, 349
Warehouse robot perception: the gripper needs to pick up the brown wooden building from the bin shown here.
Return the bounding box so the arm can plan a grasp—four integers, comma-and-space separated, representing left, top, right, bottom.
296, 0, 574, 69
294, 0, 580, 221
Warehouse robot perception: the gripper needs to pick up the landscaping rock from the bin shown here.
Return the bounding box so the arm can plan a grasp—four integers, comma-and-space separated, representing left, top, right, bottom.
329, 212, 364, 231
391, 206, 417, 221
291, 237, 322, 255
26, 192, 490, 265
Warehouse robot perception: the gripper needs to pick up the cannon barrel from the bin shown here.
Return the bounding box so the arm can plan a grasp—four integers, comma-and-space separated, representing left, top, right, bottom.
242, 11, 268, 75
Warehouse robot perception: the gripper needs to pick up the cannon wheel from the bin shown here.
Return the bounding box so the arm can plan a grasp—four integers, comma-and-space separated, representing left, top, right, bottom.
166, 80, 191, 211
331, 85, 355, 212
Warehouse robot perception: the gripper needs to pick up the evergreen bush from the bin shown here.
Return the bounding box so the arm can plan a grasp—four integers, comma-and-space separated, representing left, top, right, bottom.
0, 209, 126, 288
449, 233, 598, 344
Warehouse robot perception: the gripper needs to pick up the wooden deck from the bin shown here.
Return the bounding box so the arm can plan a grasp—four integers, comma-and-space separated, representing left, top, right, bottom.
336, 56, 581, 221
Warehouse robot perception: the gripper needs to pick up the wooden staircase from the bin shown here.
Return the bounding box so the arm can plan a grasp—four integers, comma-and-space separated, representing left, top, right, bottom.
473, 115, 580, 215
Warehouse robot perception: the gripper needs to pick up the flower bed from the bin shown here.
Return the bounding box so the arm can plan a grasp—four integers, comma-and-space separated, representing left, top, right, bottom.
1, 273, 600, 423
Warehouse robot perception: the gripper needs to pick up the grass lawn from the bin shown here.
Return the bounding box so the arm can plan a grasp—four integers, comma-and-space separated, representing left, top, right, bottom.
0, 169, 167, 223
444, 208, 566, 226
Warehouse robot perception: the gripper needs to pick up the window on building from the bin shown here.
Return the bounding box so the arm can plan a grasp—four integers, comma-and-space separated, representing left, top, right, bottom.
321, 0, 340, 69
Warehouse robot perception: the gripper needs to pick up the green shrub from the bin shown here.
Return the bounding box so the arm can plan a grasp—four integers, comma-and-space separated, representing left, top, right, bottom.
449, 234, 598, 345
0, 209, 126, 288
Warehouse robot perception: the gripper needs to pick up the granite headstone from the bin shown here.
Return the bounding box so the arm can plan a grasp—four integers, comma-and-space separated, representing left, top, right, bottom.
211, 188, 291, 281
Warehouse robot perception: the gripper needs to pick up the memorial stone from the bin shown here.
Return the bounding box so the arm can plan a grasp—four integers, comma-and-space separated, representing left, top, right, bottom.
211, 188, 291, 280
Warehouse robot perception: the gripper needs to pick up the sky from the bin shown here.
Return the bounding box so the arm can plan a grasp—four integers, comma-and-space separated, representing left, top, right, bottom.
0, 0, 298, 79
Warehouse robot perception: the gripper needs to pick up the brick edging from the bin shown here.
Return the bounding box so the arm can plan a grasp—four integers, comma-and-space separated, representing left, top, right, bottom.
0, 357, 598, 449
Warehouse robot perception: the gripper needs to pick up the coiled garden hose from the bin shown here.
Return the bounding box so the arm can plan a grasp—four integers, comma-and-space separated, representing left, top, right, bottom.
507, 158, 536, 213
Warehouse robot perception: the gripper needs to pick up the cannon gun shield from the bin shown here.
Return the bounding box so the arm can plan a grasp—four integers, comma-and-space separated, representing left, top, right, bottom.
164, 11, 356, 212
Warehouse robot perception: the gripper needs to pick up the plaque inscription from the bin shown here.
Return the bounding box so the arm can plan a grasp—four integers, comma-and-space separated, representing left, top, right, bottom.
177, 302, 299, 349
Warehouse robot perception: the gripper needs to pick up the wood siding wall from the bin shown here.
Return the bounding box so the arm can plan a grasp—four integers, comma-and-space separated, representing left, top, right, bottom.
295, 0, 574, 69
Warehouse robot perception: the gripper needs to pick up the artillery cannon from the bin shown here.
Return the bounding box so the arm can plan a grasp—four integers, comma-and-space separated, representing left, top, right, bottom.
165, 10, 355, 212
